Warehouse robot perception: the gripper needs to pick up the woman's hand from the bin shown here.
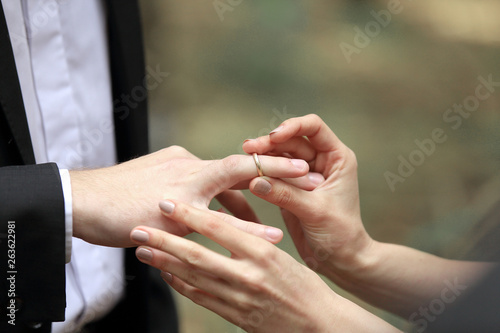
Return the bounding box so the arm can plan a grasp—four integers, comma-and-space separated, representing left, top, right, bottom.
131, 200, 340, 332
243, 114, 372, 276
243, 115, 497, 319
131, 200, 401, 332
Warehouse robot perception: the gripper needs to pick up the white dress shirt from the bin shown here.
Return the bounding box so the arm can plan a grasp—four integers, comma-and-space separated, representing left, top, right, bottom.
2, 0, 125, 331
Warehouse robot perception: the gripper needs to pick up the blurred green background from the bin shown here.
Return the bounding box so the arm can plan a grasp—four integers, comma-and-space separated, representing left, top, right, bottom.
138, 0, 500, 331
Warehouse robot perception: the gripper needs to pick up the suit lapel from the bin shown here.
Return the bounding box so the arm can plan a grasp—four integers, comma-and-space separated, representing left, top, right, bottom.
0, 2, 35, 165
106, 0, 149, 162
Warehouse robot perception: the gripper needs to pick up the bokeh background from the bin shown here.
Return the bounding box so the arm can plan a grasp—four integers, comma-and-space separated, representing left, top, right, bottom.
138, 1, 500, 331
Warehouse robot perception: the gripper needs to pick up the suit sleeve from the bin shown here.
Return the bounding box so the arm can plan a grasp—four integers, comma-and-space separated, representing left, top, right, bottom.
422, 264, 500, 333
0, 163, 66, 325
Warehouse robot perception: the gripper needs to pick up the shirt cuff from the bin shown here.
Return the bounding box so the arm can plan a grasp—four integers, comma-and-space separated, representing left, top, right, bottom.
59, 169, 73, 263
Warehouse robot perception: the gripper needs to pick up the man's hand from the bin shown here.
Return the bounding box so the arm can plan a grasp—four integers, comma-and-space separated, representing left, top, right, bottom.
70, 146, 310, 247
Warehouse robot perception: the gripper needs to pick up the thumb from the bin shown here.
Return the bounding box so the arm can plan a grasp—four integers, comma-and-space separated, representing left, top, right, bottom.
249, 177, 312, 218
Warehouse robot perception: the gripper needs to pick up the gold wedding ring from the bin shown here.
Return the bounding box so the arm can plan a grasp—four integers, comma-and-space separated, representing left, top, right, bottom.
252, 153, 265, 177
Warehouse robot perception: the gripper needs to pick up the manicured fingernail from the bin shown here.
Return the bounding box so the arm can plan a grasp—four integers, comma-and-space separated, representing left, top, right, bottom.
308, 172, 325, 185
131, 230, 149, 243
269, 126, 283, 135
291, 159, 307, 170
161, 271, 173, 283
269, 125, 283, 135
136, 247, 153, 262
253, 178, 272, 195
243, 139, 254, 144
159, 200, 175, 215
265, 227, 283, 240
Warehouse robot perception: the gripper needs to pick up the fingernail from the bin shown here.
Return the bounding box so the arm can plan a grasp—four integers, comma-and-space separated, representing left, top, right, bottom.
265, 227, 283, 240
269, 126, 283, 135
308, 172, 325, 185
161, 271, 173, 283
159, 200, 175, 215
253, 178, 272, 195
243, 139, 254, 144
291, 159, 307, 170
136, 247, 153, 262
131, 230, 149, 243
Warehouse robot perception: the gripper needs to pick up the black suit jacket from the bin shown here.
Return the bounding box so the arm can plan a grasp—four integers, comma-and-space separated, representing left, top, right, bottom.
0, 1, 177, 332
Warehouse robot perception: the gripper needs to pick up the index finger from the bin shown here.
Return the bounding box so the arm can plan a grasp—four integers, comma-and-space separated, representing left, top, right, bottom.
243, 136, 317, 162
250, 114, 343, 153
159, 200, 268, 258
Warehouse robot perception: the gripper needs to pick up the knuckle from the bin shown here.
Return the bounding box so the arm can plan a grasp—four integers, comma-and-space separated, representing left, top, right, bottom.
167, 145, 188, 155
307, 113, 321, 122
221, 155, 240, 172
273, 186, 294, 207
231, 290, 256, 311
151, 232, 166, 251
175, 203, 189, 219
184, 247, 203, 267
250, 243, 275, 265
202, 218, 222, 238
240, 221, 254, 235
345, 148, 358, 171
208, 156, 240, 189
185, 268, 199, 286
215, 210, 231, 224
189, 289, 207, 306
241, 270, 266, 290
147, 229, 165, 251
157, 259, 173, 274
174, 279, 188, 295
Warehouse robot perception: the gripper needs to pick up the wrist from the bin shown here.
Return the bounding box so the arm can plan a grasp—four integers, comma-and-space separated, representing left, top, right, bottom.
318, 235, 383, 290
70, 169, 109, 242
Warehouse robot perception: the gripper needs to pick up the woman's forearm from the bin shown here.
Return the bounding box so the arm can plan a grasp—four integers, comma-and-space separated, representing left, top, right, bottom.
243, 115, 497, 323
320, 240, 496, 318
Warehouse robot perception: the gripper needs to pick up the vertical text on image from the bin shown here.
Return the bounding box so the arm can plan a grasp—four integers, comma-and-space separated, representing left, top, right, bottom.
6, 220, 17, 325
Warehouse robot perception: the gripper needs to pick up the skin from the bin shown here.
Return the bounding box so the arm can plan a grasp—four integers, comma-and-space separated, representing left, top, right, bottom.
70, 145, 314, 247
133, 114, 495, 331
131, 201, 401, 333
242, 114, 495, 317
